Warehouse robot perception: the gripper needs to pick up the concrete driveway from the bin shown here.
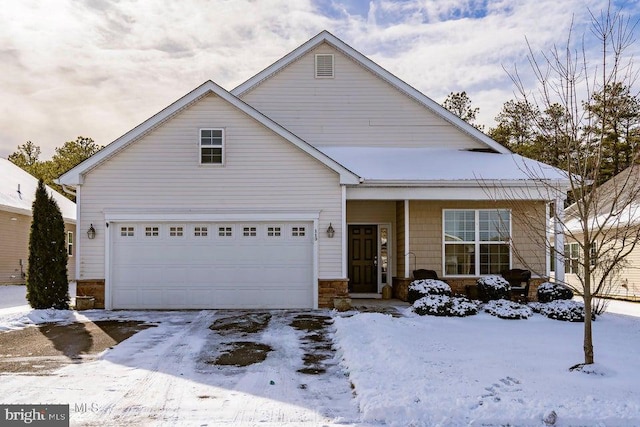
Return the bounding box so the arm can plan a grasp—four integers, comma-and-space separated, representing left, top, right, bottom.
0, 309, 363, 426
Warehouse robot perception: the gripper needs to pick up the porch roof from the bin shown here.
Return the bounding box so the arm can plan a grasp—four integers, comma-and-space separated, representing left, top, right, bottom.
317, 147, 568, 185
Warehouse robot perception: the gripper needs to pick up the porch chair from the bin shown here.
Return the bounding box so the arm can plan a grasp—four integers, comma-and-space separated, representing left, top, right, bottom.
501, 269, 532, 302
413, 269, 440, 280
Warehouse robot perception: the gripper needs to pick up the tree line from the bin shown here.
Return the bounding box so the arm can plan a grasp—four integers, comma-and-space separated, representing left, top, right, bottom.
8, 137, 103, 201
443, 82, 640, 186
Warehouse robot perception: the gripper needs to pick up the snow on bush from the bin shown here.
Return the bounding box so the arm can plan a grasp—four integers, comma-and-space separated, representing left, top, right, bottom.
413, 295, 478, 317
533, 300, 595, 322
476, 275, 511, 301
484, 299, 533, 320
536, 282, 574, 303
407, 279, 451, 303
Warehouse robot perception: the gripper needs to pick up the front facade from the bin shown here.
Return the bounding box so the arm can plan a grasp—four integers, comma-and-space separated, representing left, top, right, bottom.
1, 158, 76, 285
60, 31, 567, 310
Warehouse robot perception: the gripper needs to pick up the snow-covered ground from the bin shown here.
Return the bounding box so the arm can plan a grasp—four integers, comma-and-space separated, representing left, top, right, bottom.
0, 300, 639, 426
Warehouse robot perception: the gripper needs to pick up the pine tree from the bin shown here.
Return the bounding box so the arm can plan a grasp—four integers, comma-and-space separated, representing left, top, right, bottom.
26, 180, 69, 309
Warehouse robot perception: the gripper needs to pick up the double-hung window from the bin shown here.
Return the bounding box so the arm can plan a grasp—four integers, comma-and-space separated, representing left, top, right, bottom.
200, 128, 224, 164
443, 209, 511, 276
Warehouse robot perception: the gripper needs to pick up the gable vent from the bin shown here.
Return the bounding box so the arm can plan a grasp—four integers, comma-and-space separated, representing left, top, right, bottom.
315, 54, 334, 78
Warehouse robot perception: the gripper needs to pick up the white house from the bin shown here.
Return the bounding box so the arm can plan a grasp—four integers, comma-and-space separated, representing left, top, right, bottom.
58, 31, 568, 309
1, 158, 76, 285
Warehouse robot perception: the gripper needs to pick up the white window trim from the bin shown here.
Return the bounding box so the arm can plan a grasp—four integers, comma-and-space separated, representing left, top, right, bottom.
314, 54, 334, 78
442, 209, 512, 277
199, 128, 225, 165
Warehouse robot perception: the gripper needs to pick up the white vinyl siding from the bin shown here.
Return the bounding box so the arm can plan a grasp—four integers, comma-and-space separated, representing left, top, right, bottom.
239, 43, 484, 150
77, 93, 342, 281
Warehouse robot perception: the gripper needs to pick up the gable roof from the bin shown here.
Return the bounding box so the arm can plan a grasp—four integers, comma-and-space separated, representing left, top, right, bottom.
232, 30, 510, 155
58, 80, 361, 186
0, 158, 76, 222
564, 164, 640, 232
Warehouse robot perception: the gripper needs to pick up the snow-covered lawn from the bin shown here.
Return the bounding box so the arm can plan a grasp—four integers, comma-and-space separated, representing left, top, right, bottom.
0, 300, 639, 426
334, 304, 640, 426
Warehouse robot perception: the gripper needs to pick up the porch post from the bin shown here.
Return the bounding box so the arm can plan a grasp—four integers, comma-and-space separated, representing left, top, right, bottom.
554, 195, 565, 284
341, 185, 347, 278
404, 199, 410, 278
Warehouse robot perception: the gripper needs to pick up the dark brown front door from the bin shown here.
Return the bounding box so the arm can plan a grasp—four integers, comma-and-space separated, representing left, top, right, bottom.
348, 225, 378, 293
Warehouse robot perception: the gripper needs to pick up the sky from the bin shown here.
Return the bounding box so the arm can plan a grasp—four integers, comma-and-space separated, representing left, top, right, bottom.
1, 0, 639, 159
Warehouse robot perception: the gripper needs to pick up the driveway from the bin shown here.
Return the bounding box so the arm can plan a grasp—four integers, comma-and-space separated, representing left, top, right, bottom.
0, 310, 362, 426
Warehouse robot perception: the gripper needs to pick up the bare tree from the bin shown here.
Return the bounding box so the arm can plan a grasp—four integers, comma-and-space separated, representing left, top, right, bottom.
502, 3, 640, 367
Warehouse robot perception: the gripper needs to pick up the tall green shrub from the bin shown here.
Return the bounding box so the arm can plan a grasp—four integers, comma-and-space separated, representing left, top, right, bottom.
26, 179, 69, 309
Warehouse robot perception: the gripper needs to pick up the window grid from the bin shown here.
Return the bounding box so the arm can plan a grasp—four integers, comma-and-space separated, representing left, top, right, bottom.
218, 227, 232, 237
169, 226, 184, 237
145, 226, 159, 237
292, 227, 306, 237
443, 210, 511, 276
67, 231, 73, 256
194, 226, 208, 237
200, 129, 223, 164
267, 226, 282, 237
120, 227, 134, 237
243, 227, 257, 237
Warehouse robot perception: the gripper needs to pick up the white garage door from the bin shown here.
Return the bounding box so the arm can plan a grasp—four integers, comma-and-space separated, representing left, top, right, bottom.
110, 222, 314, 309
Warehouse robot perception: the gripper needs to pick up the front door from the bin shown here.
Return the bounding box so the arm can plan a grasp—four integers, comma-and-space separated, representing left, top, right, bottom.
348, 225, 378, 293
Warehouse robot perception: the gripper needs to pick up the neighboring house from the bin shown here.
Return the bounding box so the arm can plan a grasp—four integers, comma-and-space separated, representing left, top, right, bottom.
1, 158, 76, 285
560, 165, 640, 301
58, 31, 568, 310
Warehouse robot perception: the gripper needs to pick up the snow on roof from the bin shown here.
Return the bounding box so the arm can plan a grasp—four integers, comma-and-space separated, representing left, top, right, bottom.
317, 147, 569, 183
0, 158, 76, 222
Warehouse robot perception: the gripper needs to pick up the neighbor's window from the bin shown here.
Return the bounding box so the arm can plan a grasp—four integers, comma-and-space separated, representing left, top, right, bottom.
563, 242, 596, 274
443, 209, 511, 276
564, 242, 580, 274
200, 128, 224, 164
67, 231, 73, 256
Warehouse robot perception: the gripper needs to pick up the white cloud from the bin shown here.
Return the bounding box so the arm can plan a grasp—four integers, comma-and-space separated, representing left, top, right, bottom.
0, 0, 635, 159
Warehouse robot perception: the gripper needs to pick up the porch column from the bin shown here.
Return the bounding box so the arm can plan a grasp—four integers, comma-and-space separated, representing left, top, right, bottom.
341, 185, 347, 278
404, 199, 410, 278
554, 195, 565, 284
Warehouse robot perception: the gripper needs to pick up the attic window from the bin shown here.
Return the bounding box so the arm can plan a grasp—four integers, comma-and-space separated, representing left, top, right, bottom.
315, 54, 334, 78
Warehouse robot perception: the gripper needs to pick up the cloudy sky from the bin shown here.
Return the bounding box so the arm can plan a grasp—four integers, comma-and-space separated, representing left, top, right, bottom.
1, 0, 638, 159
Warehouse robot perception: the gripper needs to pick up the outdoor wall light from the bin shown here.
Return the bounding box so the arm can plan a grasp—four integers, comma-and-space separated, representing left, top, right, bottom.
87, 224, 96, 240
327, 223, 335, 238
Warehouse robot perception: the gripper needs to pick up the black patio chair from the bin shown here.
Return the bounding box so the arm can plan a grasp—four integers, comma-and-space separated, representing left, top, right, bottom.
501, 268, 532, 302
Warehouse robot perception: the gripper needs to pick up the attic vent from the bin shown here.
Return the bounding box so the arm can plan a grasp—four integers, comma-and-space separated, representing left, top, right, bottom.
315, 54, 334, 78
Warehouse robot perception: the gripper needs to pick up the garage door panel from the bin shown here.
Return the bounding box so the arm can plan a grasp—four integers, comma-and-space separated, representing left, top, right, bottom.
111, 221, 314, 309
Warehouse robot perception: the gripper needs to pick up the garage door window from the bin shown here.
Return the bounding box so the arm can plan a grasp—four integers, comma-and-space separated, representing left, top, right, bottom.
267, 226, 282, 237
292, 226, 306, 237
145, 226, 159, 237
194, 226, 208, 237
169, 226, 184, 237
120, 226, 134, 237
243, 226, 257, 237
218, 226, 232, 237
